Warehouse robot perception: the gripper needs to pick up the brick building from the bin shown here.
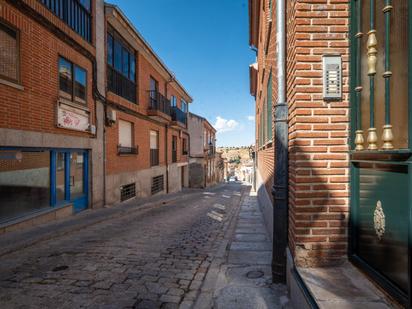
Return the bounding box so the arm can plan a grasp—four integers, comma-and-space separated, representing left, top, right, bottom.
0, 0, 105, 230
250, 0, 409, 307
0, 1, 193, 232
103, 4, 192, 204
187, 113, 218, 188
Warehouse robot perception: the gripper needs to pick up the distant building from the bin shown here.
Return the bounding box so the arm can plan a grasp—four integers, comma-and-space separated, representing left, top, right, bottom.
187, 113, 218, 188
0, 1, 192, 233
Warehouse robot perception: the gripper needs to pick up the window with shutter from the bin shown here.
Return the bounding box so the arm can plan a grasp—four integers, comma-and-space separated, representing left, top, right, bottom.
118, 120, 133, 148
150, 131, 158, 150
0, 21, 19, 83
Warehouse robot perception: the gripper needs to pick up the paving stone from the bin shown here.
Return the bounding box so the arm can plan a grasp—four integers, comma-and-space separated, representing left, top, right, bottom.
0, 185, 244, 308
159, 294, 181, 304
134, 299, 158, 309
167, 287, 185, 296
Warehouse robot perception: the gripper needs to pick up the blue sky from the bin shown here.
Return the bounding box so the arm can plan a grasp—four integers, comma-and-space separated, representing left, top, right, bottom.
109, 0, 256, 147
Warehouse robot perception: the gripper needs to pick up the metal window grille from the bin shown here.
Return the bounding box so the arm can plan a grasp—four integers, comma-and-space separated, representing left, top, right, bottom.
151, 175, 164, 195
120, 183, 136, 202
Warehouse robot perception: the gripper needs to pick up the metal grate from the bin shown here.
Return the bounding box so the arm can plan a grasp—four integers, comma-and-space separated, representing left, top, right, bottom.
120, 183, 136, 202
151, 175, 164, 195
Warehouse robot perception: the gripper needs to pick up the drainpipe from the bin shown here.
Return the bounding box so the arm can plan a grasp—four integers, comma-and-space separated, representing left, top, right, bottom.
165, 124, 169, 194
272, 0, 288, 283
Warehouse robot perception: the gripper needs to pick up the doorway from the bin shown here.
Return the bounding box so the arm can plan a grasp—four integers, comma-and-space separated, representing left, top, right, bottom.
52, 150, 88, 212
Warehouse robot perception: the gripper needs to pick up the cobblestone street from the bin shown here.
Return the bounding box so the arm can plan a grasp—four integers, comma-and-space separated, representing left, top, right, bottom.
0, 184, 245, 309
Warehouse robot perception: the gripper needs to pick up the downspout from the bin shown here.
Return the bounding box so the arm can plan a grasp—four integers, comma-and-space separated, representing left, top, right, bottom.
272, 0, 288, 283
165, 123, 169, 194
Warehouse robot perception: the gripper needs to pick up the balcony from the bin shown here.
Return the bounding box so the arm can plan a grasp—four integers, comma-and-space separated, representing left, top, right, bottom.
147, 91, 172, 122
107, 66, 136, 103
150, 149, 159, 167
40, 0, 92, 42
118, 145, 138, 155
170, 107, 187, 128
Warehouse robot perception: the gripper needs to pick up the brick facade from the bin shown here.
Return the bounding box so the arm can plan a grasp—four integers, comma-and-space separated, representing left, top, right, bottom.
0, 1, 195, 227
251, 0, 350, 268
104, 4, 192, 203
0, 0, 96, 137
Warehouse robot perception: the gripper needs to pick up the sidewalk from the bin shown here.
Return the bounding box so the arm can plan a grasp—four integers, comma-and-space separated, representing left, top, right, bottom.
194, 189, 290, 309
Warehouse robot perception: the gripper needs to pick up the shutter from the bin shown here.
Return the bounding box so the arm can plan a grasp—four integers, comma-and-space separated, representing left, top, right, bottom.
119, 120, 132, 147
150, 131, 158, 149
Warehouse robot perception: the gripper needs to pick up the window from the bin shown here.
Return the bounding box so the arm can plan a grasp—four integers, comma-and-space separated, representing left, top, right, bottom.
79, 0, 91, 12
107, 28, 136, 102
120, 183, 136, 201
40, 0, 91, 42
59, 57, 87, 103
150, 77, 158, 92
151, 175, 164, 195
181, 99, 188, 113
182, 138, 188, 155
119, 120, 133, 147
0, 150, 50, 222
107, 30, 135, 81
172, 136, 177, 163
150, 131, 159, 150
150, 130, 159, 166
0, 21, 19, 83
170, 95, 177, 107
118, 120, 137, 154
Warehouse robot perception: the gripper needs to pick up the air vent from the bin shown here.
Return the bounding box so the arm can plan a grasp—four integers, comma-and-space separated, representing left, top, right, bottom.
120, 183, 136, 201
322, 55, 342, 100
151, 175, 164, 195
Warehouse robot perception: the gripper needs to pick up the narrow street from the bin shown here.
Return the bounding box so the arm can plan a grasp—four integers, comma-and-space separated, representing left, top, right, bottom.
0, 184, 245, 309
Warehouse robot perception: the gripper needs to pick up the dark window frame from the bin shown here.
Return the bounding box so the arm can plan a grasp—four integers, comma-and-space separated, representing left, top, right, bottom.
0, 19, 20, 84
182, 137, 188, 155
107, 27, 136, 83
58, 56, 88, 105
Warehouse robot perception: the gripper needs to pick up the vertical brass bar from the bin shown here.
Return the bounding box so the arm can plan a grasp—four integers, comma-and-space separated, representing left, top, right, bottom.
382, 1, 394, 149
355, 0, 364, 150
367, 0, 378, 150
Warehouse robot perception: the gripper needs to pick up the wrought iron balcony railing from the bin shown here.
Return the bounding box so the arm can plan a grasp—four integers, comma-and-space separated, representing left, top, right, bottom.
118, 145, 138, 155
150, 149, 159, 166
148, 91, 171, 115
107, 66, 136, 103
171, 107, 187, 126
40, 0, 92, 42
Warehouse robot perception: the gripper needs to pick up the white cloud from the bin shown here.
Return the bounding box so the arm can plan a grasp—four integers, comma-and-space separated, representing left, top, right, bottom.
247, 115, 255, 121
214, 116, 239, 133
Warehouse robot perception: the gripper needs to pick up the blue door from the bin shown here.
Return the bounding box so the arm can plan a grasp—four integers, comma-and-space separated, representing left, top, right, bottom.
52, 150, 88, 213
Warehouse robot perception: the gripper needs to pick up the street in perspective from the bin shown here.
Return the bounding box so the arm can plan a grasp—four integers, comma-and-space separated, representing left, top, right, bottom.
0, 0, 410, 308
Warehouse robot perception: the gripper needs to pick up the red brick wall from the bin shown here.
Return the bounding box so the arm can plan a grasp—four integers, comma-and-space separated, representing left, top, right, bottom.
286, 0, 350, 267
256, 0, 276, 200
105, 15, 191, 177
0, 2, 96, 138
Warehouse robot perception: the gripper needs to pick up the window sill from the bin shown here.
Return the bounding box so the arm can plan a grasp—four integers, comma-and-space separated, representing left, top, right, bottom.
0, 78, 24, 91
